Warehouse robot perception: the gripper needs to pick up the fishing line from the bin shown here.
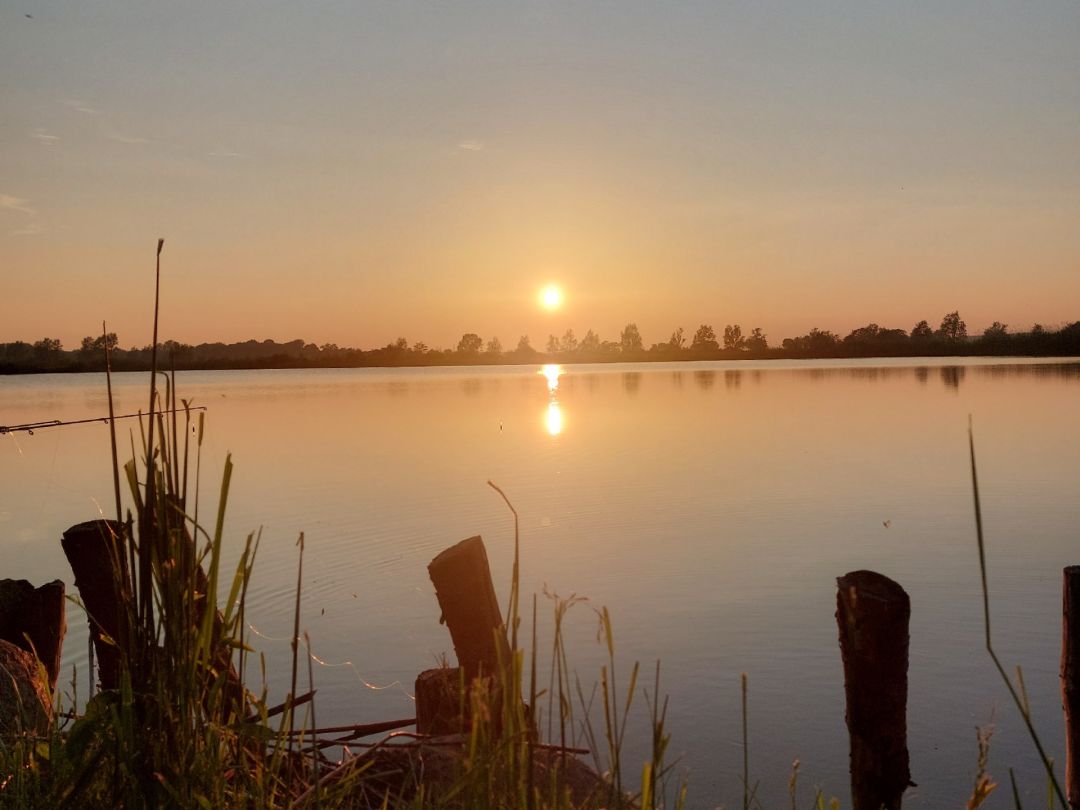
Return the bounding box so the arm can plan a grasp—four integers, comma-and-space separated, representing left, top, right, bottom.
245, 620, 413, 699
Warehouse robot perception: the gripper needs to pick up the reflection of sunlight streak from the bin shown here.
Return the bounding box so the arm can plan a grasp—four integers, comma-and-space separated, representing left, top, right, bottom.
246, 621, 413, 698
539, 365, 564, 435
545, 401, 563, 436
540, 363, 562, 392
5, 432, 24, 456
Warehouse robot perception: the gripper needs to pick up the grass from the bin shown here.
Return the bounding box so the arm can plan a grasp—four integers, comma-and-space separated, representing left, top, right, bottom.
968, 420, 1067, 808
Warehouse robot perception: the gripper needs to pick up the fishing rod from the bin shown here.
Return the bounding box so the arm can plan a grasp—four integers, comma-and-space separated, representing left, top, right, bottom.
0, 406, 206, 435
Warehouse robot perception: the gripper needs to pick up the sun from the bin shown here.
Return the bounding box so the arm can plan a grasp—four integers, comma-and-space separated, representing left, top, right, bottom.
539, 284, 563, 311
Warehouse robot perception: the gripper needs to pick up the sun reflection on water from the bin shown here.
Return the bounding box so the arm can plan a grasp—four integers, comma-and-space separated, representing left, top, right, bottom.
541, 363, 561, 392
539, 364, 564, 436
545, 401, 563, 436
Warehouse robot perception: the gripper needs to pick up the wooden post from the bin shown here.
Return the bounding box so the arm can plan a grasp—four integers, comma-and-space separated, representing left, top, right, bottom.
1062, 566, 1080, 808
61, 519, 247, 717
61, 520, 126, 689
427, 536, 510, 683
415, 667, 464, 735
836, 570, 911, 810
0, 579, 66, 693
0, 640, 52, 735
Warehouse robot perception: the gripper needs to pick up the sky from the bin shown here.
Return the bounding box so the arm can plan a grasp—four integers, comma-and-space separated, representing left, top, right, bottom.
2, 1, 1078, 351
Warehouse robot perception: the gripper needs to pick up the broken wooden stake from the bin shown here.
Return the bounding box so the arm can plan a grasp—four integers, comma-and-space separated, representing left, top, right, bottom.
1062, 565, 1080, 809
61, 518, 245, 718
427, 536, 510, 684
836, 569, 911, 810
0, 578, 66, 693
415, 667, 464, 735
61, 520, 127, 690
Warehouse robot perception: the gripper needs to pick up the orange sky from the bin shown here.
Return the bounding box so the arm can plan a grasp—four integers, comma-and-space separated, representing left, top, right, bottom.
2, 3, 1078, 351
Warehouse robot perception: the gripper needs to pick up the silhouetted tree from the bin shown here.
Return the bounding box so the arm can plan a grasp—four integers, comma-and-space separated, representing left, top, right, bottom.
560, 329, 578, 353
162, 339, 192, 354
843, 324, 907, 354
746, 328, 768, 352
516, 335, 533, 354
457, 333, 483, 355
486, 336, 503, 355
580, 329, 600, 352
910, 320, 933, 343
412, 341, 429, 354
844, 323, 882, 345
620, 323, 643, 353
691, 324, 718, 351
546, 334, 560, 354
80, 333, 118, 353
2, 342, 34, 364
668, 327, 685, 350
723, 324, 745, 351
983, 322, 1008, 339
33, 338, 62, 354
937, 311, 967, 342
782, 328, 840, 354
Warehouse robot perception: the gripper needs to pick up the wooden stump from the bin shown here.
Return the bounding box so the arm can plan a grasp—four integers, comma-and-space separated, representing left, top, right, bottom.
61, 518, 247, 718
61, 520, 126, 690
427, 536, 510, 683
0, 640, 52, 735
415, 667, 464, 735
836, 570, 911, 810
1062, 566, 1080, 808
0, 579, 66, 692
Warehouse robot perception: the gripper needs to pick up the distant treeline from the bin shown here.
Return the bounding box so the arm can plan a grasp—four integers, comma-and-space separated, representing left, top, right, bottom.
3, 312, 1079, 374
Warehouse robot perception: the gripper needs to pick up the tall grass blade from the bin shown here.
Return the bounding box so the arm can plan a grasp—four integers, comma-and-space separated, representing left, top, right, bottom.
289, 532, 306, 748
742, 672, 750, 810
970, 418, 1066, 806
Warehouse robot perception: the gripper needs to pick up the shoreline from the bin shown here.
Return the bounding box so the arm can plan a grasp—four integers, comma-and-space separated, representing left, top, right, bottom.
5, 347, 1080, 376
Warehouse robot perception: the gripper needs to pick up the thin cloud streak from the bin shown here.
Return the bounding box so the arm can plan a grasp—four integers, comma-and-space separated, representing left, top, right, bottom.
457, 140, 485, 152
9, 223, 44, 237
31, 129, 60, 146
106, 132, 150, 145
0, 194, 35, 215
61, 98, 99, 115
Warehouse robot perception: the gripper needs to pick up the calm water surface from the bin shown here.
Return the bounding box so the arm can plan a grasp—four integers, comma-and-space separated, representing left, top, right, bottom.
3, 358, 1079, 808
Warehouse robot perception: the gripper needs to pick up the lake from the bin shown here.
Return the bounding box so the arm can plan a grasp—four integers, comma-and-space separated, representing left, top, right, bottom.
2, 357, 1079, 808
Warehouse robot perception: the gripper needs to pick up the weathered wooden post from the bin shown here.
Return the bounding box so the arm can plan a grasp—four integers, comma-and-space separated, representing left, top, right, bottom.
61, 518, 247, 717
0, 579, 66, 692
1061, 566, 1080, 808
427, 536, 510, 683
61, 520, 127, 689
415, 667, 464, 735
0, 640, 52, 735
420, 536, 510, 734
836, 570, 911, 810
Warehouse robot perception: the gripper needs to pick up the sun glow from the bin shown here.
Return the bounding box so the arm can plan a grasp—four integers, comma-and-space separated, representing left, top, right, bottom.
539, 284, 563, 311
